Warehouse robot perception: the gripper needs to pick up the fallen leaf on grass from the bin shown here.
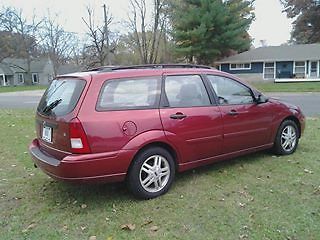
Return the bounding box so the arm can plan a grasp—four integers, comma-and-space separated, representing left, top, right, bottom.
150, 226, 159, 232
112, 204, 117, 213
304, 169, 313, 174
239, 234, 249, 239
238, 202, 246, 208
313, 186, 320, 195
22, 223, 36, 233
242, 225, 249, 230
81, 204, 87, 209
141, 219, 153, 227
121, 223, 135, 231
89, 236, 97, 240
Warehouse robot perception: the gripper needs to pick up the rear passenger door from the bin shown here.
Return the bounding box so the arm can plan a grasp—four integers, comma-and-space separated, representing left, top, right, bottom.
160, 74, 223, 164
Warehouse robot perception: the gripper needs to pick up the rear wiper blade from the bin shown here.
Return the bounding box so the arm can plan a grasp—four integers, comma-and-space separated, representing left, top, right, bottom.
42, 99, 62, 113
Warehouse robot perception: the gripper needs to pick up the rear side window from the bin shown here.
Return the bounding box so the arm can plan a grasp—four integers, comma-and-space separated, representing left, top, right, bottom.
164, 75, 210, 107
97, 77, 161, 111
37, 78, 86, 116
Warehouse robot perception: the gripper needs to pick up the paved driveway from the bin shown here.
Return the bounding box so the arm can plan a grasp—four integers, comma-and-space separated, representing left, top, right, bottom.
0, 90, 319, 117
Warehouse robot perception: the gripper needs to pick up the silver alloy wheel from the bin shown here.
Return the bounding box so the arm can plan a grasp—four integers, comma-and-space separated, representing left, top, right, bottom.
139, 155, 170, 193
281, 125, 297, 152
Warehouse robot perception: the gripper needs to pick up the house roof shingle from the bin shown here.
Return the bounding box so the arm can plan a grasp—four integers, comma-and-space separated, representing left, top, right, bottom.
216, 44, 320, 64
0, 63, 14, 75
2, 58, 50, 73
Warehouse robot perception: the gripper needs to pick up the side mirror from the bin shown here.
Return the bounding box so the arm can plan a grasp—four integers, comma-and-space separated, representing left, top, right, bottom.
255, 94, 268, 104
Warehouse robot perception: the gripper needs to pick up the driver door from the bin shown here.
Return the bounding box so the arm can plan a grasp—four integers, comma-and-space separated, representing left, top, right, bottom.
206, 75, 273, 154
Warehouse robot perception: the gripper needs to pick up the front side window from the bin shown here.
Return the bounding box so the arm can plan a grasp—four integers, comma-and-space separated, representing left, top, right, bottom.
97, 77, 161, 111
164, 75, 210, 108
207, 75, 254, 105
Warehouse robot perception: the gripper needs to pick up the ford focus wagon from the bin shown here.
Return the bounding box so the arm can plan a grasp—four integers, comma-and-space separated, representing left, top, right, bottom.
29, 64, 305, 199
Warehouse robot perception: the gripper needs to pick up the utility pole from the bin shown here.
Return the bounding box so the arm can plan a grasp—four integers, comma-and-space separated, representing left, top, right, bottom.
103, 3, 110, 65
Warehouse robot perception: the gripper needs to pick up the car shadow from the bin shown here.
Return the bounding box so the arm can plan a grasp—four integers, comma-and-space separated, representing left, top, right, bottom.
39, 150, 274, 206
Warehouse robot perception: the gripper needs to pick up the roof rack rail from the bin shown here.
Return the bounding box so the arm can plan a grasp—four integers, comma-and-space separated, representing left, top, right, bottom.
85, 66, 120, 72
87, 64, 213, 72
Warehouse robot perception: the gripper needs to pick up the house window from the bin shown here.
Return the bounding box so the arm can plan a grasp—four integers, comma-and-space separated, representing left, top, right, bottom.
4, 76, 9, 86
294, 61, 306, 78
32, 73, 39, 84
309, 61, 318, 78
230, 63, 251, 70
1, 74, 6, 86
263, 62, 275, 79
18, 73, 24, 84
313, 0, 320, 6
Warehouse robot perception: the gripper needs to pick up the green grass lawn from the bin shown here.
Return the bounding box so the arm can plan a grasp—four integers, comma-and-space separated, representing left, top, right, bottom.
0, 85, 46, 93
251, 82, 320, 92
1, 110, 319, 239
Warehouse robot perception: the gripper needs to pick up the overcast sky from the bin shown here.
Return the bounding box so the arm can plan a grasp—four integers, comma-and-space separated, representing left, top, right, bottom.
2, 0, 293, 47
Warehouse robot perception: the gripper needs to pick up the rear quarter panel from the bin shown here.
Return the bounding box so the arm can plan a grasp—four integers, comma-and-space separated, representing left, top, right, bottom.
77, 73, 165, 154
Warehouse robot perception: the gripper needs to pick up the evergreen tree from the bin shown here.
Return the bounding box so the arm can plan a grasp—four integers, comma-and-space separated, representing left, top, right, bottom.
171, 0, 254, 64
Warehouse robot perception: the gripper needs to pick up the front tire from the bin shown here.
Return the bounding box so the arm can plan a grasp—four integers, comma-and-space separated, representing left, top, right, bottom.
273, 120, 299, 155
127, 147, 175, 199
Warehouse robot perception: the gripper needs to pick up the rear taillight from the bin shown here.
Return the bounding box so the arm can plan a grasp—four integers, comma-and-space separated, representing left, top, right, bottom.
69, 118, 91, 154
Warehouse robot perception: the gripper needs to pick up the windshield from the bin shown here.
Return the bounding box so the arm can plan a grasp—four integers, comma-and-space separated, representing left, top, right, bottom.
37, 78, 86, 117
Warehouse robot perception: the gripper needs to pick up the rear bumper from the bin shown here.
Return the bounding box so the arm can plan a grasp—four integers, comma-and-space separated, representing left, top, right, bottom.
29, 139, 135, 183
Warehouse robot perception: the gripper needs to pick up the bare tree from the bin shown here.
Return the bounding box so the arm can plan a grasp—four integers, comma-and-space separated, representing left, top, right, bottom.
40, 13, 79, 75
82, 5, 113, 67
0, 7, 42, 85
128, 0, 169, 64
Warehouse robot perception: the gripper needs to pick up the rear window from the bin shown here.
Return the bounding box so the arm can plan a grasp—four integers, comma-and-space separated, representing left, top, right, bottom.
97, 77, 161, 111
37, 78, 86, 116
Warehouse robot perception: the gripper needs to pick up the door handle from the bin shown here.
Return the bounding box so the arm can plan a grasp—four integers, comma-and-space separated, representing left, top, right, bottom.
228, 110, 239, 116
170, 113, 187, 119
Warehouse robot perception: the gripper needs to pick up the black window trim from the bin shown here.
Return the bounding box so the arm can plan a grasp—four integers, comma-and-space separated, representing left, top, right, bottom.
160, 73, 216, 109
96, 76, 162, 112
205, 74, 256, 106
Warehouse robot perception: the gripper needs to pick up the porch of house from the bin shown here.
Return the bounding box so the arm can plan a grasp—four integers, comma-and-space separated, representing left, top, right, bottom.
275, 78, 320, 83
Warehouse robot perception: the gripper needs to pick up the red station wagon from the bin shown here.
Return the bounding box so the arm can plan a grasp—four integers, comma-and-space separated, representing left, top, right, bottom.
29, 64, 305, 199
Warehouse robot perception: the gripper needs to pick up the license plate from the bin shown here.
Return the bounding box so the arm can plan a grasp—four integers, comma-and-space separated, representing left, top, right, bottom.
42, 125, 52, 143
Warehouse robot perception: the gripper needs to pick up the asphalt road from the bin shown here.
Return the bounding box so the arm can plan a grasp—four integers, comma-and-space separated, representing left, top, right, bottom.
0, 90, 43, 109
0, 90, 319, 117
267, 92, 320, 117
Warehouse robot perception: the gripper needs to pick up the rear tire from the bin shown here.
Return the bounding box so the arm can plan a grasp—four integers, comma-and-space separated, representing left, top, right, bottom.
273, 120, 299, 155
127, 147, 175, 199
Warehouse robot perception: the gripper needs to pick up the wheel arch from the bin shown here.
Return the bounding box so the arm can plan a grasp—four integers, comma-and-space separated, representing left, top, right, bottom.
281, 115, 301, 138
126, 141, 179, 177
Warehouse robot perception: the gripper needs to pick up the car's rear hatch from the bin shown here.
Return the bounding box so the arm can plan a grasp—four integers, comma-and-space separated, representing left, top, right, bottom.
35, 76, 90, 159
